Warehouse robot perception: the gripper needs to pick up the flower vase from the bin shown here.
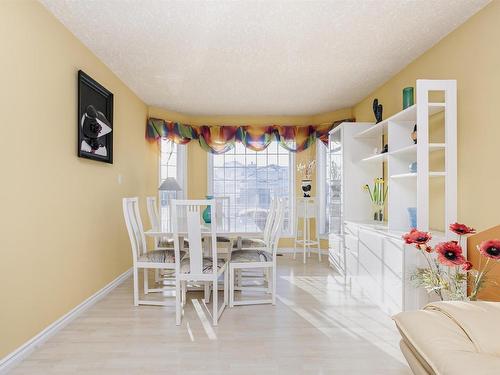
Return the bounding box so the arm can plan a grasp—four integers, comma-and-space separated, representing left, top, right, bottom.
202, 195, 213, 223
301, 179, 312, 198
372, 204, 384, 222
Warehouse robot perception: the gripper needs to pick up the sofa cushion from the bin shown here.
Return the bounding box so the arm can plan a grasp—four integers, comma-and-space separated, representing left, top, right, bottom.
425, 301, 500, 356
394, 301, 500, 375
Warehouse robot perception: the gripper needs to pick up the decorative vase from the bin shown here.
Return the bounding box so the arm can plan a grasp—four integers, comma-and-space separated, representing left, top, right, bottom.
301, 179, 312, 198
403, 87, 414, 109
407, 207, 417, 229
202, 195, 213, 223
409, 161, 417, 173
372, 203, 384, 222
411, 124, 417, 144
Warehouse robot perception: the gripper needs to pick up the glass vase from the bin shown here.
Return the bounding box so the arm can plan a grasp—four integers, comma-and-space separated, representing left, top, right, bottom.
202, 195, 213, 223
372, 204, 385, 222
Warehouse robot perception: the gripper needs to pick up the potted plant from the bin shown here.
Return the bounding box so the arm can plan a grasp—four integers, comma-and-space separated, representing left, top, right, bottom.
363, 178, 388, 221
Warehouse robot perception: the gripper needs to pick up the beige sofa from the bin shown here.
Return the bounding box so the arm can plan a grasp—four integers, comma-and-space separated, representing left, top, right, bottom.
393, 301, 500, 375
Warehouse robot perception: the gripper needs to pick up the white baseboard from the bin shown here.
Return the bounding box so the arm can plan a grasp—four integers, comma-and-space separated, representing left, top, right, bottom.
0, 268, 132, 374
277, 247, 328, 255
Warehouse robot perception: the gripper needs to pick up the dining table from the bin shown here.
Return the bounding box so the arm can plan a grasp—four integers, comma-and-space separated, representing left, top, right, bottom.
144, 223, 261, 255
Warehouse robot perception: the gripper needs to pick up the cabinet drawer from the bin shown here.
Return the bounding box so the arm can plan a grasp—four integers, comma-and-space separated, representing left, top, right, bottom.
344, 222, 358, 237
358, 229, 383, 287
383, 265, 403, 313
383, 237, 404, 278
344, 234, 358, 254
358, 228, 383, 259
346, 250, 358, 276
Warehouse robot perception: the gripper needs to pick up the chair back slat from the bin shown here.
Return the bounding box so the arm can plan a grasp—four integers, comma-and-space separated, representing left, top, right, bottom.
172, 199, 218, 277
263, 197, 277, 244
146, 196, 160, 231
186, 207, 203, 274
123, 197, 147, 262
269, 198, 285, 256
214, 196, 230, 232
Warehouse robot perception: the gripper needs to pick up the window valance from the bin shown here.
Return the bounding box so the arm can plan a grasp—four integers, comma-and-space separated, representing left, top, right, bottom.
146, 118, 353, 154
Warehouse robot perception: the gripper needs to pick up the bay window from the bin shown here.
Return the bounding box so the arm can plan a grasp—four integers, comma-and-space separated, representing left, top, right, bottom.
208, 142, 294, 234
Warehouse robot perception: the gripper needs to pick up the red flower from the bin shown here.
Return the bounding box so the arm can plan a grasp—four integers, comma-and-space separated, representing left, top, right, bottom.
436, 241, 466, 266
479, 239, 500, 260
462, 261, 473, 271
449, 223, 476, 236
403, 229, 432, 245
416, 244, 433, 253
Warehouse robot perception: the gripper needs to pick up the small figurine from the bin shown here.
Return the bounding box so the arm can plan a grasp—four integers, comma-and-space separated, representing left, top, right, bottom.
411, 124, 417, 144
373, 99, 383, 123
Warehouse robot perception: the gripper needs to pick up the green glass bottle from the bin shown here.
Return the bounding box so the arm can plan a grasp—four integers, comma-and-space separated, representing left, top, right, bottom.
403, 87, 414, 109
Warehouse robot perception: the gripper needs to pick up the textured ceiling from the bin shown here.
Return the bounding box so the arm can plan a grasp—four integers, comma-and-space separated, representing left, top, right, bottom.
41, 0, 489, 116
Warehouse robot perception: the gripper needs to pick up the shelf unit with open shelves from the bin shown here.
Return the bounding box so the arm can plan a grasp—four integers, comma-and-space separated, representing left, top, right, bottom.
327, 79, 457, 315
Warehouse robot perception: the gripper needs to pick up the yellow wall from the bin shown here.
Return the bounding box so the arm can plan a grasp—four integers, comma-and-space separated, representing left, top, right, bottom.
0, 1, 156, 358
353, 0, 500, 232
467, 225, 500, 301
148, 106, 352, 247
6, 0, 499, 360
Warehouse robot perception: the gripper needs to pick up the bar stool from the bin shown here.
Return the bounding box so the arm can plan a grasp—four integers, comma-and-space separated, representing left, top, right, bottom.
294, 197, 321, 264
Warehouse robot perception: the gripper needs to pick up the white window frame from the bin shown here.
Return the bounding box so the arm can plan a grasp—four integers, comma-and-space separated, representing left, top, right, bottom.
207, 143, 295, 236
158, 140, 187, 198
317, 141, 328, 237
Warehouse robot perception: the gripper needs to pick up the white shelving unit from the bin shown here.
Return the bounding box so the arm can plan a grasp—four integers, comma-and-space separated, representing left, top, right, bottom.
326, 123, 380, 276
353, 80, 457, 235
327, 79, 457, 315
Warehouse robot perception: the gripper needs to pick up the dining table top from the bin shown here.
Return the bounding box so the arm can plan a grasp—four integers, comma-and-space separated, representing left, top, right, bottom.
144, 226, 260, 238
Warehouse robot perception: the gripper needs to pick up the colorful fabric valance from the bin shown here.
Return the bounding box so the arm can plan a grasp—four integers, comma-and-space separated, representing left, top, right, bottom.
146, 118, 353, 154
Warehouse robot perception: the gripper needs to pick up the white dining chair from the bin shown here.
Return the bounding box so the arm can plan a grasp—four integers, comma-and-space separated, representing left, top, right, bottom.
122, 197, 184, 306
232, 197, 277, 288
171, 199, 229, 326
229, 198, 284, 307
235, 197, 277, 250
213, 196, 233, 256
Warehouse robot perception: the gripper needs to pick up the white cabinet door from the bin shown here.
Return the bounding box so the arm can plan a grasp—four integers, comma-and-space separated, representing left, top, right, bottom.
382, 236, 404, 315
357, 228, 384, 305
328, 233, 344, 273
346, 249, 358, 277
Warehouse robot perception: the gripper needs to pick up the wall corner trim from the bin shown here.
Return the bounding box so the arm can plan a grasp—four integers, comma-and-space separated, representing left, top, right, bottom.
0, 268, 132, 374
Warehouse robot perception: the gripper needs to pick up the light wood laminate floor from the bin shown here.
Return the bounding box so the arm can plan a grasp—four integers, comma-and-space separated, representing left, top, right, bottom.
9, 255, 410, 374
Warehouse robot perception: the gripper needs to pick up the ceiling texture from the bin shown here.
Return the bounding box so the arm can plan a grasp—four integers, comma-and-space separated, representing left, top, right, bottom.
41, 0, 489, 116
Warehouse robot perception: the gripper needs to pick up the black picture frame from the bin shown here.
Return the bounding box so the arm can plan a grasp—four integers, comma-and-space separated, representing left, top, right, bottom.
78, 70, 114, 164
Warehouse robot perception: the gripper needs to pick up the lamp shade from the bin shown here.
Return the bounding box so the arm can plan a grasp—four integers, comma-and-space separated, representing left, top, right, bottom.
159, 177, 182, 191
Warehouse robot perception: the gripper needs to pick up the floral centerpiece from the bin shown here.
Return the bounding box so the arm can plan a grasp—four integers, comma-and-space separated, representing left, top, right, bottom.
403, 223, 500, 301
363, 178, 388, 221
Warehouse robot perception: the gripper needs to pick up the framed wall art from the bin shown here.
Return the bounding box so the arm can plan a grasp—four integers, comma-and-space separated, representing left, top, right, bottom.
78, 70, 114, 163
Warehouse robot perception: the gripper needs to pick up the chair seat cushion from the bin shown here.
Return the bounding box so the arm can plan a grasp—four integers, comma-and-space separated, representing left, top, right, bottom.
157, 238, 189, 248
138, 249, 185, 263
180, 257, 226, 274
230, 250, 272, 263
234, 238, 266, 248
